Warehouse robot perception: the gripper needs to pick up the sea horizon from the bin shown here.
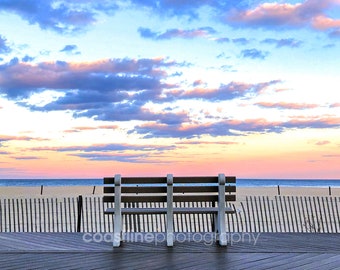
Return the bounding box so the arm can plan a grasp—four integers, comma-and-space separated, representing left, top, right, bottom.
1, 178, 340, 188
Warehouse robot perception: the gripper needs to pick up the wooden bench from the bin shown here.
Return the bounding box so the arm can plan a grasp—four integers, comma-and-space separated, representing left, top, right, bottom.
103, 174, 236, 247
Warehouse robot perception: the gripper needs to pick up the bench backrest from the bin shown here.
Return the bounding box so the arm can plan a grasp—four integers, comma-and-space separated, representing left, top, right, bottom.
171, 175, 236, 204
103, 174, 236, 205
103, 175, 168, 203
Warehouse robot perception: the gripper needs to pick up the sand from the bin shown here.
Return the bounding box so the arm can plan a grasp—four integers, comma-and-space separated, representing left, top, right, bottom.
0, 185, 339, 201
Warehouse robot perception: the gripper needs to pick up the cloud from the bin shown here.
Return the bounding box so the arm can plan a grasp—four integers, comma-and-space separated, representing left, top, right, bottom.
30, 143, 175, 153
70, 152, 169, 163
311, 14, 340, 31
131, 116, 340, 139
12, 156, 43, 160
22, 55, 35, 62
215, 37, 230, 43
0, 135, 42, 142
0, 1, 254, 34
0, 57, 175, 99
0, 35, 12, 54
315, 140, 330, 145
240, 48, 268, 59
60, 45, 80, 55
329, 29, 340, 38
166, 80, 281, 101
322, 154, 340, 158
29, 143, 176, 162
232, 38, 251, 45
63, 125, 119, 133
129, 0, 251, 18
224, 0, 340, 34
138, 27, 216, 40
255, 102, 319, 110
0, 57, 280, 126
0, 0, 119, 34
176, 140, 238, 145
330, 103, 340, 108
131, 118, 286, 139
0, 57, 188, 124
261, 38, 303, 48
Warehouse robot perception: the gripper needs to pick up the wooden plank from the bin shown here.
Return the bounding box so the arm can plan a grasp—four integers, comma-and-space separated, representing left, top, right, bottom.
335, 197, 340, 233
104, 194, 235, 203
104, 177, 167, 184
1, 233, 340, 270
104, 186, 167, 194
174, 194, 235, 202
287, 196, 294, 232
105, 186, 235, 195
330, 197, 338, 233
172, 176, 236, 184
103, 195, 166, 203
317, 196, 325, 232
105, 208, 167, 214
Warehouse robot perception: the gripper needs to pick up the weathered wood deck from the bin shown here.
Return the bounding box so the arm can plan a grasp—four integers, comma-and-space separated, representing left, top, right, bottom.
0, 233, 339, 269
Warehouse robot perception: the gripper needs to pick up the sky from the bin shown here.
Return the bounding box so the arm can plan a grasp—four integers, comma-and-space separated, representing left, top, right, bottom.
0, 0, 340, 179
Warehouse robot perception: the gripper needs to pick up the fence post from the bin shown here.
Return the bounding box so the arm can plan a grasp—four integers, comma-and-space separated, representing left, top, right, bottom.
77, 195, 83, 232
277, 185, 281, 196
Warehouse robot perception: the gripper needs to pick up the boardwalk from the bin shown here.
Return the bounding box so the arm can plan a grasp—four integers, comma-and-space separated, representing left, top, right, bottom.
0, 233, 339, 269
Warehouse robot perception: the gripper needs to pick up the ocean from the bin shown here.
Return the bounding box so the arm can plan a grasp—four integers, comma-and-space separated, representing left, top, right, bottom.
0, 178, 339, 187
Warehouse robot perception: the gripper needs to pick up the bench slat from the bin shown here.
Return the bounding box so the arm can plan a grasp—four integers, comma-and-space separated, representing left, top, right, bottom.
173, 207, 235, 214
103, 195, 167, 203
104, 186, 167, 194
104, 194, 236, 203
104, 177, 167, 184
104, 207, 235, 215
105, 207, 167, 214
173, 176, 236, 184
173, 194, 236, 202
173, 185, 236, 193
104, 185, 235, 194
104, 176, 236, 184
173, 176, 219, 183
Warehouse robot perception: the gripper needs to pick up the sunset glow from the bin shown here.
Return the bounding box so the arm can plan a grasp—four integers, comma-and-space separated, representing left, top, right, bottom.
0, 0, 339, 179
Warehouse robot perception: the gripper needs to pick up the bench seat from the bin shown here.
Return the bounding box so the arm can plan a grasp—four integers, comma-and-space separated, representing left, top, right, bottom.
105, 207, 235, 215
105, 208, 167, 215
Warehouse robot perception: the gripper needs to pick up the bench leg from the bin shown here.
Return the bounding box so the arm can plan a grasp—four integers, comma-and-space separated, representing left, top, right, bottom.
167, 174, 174, 247
166, 209, 174, 247
113, 174, 122, 247
167, 232, 174, 247
113, 213, 122, 247
217, 212, 227, 246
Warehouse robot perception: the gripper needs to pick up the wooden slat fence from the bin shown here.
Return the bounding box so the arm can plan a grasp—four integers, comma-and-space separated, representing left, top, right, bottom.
1, 196, 339, 233
238, 196, 340, 233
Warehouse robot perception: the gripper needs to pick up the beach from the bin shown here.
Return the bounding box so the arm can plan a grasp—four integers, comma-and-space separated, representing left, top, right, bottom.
1, 185, 339, 201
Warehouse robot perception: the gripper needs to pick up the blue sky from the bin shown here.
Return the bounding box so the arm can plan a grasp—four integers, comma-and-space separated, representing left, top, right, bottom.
0, 0, 339, 178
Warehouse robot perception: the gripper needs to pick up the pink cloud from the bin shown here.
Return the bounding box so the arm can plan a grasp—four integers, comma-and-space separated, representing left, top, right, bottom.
256, 101, 319, 109
312, 15, 340, 30
315, 140, 331, 145
64, 125, 119, 133
330, 103, 340, 108
225, 0, 340, 32
0, 135, 42, 142
176, 141, 238, 145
